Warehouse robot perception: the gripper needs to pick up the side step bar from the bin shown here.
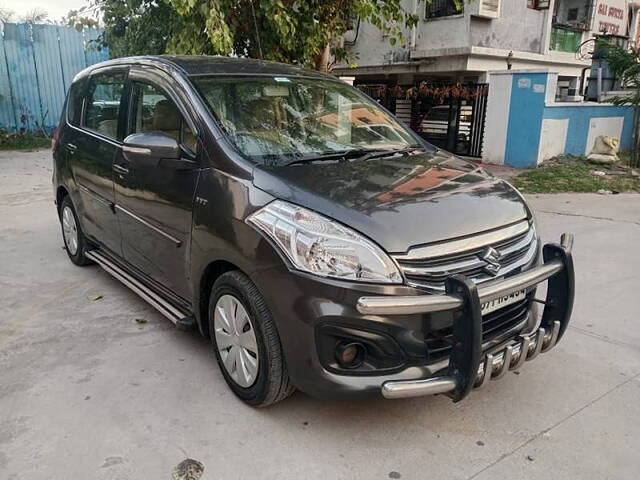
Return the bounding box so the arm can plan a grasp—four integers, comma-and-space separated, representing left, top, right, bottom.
85, 250, 194, 330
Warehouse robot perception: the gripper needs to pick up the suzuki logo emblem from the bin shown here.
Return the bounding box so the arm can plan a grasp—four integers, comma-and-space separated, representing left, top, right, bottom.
479, 246, 502, 276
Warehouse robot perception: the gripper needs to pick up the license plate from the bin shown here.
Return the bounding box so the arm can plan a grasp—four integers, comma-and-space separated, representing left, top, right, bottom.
481, 289, 526, 315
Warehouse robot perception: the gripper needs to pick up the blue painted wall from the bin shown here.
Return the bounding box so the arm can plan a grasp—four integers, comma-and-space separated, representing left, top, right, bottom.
0, 23, 108, 133
504, 73, 548, 168
495, 70, 634, 168
543, 105, 634, 155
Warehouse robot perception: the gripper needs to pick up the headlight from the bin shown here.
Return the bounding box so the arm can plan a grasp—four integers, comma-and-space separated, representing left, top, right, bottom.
247, 200, 402, 284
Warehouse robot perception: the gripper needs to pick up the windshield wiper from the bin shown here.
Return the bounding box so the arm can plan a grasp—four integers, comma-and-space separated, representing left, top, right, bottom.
353, 146, 424, 162
281, 149, 378, 167
281, 146, 423, 167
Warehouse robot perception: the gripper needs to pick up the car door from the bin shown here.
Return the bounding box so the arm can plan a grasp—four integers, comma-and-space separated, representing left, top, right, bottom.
69, 67, 128, 256
112, 68, 200, 300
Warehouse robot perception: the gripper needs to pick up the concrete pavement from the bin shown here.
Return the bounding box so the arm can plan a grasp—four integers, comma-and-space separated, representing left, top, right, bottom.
1, 150, 639, 479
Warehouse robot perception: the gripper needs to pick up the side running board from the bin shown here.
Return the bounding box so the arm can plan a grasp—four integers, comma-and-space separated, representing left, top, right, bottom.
85, 250, 195, 330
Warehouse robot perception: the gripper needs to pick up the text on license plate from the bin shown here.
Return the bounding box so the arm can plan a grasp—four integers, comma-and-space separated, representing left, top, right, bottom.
480, 289, 526, 315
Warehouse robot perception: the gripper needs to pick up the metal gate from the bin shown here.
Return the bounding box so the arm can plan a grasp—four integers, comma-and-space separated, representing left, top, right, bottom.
411, 83, 488, 157
357, 83, 488, 158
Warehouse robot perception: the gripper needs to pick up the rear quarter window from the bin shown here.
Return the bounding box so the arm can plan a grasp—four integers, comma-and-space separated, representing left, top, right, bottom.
66, 79, 86, 127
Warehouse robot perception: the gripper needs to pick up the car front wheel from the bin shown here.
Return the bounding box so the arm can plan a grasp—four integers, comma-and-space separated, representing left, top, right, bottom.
208, 271, 294, 407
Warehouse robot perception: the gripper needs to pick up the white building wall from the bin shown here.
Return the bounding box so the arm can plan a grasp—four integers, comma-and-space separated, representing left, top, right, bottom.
538, 118, 569, 164
585, 117, 625, 154
345, 0, 470, 69
470, 0, 548, 53
338, 0, 591, 80
482, 72, 513, 164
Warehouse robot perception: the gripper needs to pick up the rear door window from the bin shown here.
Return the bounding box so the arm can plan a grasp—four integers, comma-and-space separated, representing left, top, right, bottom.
82, 71, 126, 140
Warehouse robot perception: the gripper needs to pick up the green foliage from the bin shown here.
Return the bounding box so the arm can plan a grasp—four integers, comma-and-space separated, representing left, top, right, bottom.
512, 156, 640, 193
602, 42, 640, 108
64, 8, 99, 31
165, 0, 419, 70
0, 132, 51, 151
600, 41, 640, 167
68, 1, 179, 57
82, 0, 420, 71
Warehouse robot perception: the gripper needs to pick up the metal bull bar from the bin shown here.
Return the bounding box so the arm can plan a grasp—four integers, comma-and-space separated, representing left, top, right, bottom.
356, 234, 575, 401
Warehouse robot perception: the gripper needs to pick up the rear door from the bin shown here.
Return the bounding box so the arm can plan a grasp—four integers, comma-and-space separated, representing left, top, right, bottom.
113, 67, 201, 299
70, 67, 128, 256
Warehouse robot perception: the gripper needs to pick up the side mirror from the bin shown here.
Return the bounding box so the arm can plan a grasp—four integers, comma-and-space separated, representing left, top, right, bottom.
123, 132, 182, 165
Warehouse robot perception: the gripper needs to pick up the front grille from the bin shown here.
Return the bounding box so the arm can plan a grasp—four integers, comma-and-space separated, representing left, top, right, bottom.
393, 221, 538, 293
393, 221, 538, 363
425, 295, 532, 362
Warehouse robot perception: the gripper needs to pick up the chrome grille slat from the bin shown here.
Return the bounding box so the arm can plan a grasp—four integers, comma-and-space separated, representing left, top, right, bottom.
400, 257, 487, 276
393, 220, 530, 261
394, 222, 538, 293
424, 296, 531, 362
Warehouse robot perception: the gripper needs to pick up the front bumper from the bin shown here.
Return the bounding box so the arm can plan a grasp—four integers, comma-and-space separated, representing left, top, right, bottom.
358, 234, 575, 401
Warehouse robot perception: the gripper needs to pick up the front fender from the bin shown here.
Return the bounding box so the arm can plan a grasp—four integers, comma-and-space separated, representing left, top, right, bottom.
189, 167, 282, 332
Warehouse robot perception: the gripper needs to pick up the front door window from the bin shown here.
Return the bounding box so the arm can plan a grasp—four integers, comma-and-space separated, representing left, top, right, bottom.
129, 82, 197, 152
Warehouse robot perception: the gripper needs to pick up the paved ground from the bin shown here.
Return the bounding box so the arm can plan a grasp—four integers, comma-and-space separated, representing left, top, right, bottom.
1, 149, 639, 480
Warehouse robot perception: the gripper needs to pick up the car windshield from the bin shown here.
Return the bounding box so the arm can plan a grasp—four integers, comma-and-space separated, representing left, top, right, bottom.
192, 75, 418, 166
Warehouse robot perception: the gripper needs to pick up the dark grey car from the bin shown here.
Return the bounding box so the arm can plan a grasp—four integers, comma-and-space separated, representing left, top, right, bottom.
52, 56, 575, 406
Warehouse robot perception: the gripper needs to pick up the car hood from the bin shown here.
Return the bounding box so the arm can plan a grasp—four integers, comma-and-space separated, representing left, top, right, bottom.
252, 149, 531, 253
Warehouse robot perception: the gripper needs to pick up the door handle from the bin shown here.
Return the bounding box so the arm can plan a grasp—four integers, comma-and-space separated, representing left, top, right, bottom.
66, 143, 77, 155
113, 164, 129, 175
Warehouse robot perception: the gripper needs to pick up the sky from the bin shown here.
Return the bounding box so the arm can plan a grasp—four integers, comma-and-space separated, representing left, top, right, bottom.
1, 0, 88, 22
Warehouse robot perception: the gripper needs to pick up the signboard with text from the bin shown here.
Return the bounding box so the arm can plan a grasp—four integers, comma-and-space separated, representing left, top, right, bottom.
593, 0, 628, 36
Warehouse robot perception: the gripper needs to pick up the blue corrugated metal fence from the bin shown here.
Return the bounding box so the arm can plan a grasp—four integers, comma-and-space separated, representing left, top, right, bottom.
0, 23, 109, 133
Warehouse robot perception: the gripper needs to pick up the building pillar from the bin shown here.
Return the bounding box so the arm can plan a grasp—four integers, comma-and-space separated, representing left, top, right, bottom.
483, 70, 555, 168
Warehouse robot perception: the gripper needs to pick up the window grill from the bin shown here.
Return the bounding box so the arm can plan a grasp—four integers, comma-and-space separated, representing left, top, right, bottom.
425, 0, 463, 19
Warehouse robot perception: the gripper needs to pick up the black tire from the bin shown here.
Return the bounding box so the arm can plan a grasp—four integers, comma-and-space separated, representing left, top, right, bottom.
59, 195, 93, 266
208, 271, 294, 407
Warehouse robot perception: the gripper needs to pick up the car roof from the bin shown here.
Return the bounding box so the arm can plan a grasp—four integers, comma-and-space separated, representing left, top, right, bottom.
76, 55, 330, 81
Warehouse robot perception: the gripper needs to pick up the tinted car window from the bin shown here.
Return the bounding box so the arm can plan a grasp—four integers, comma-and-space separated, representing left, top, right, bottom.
129, 82, 197, 152
66, 78, 86, 126
82, 71, 126, 140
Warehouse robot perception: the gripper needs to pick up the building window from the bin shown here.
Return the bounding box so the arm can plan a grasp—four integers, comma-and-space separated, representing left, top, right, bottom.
550, 26, 583, 52
567, 8, 579, 21
528, 0, 550, 10
425, 0, 463, 19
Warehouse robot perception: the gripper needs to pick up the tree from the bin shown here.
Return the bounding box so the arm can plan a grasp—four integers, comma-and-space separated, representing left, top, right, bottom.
0, 5, 14, 23
67, 1, 179, 57
21, 8, 49, 24
74, 0, 420, 72
166, 0, 419, 72
64, 8, 99, 31
604, 42, 640, 168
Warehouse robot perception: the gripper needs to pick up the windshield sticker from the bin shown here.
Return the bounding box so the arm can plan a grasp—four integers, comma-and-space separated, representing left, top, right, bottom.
274, 77, 292, 83
264, 85, 290, 96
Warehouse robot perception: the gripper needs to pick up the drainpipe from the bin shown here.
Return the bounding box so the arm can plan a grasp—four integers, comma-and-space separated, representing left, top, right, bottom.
579, 66, 590, 98
630, 2, 640, 47
541, 0, 556, 55
411, 0, 418, 49
597, 67, 603, 101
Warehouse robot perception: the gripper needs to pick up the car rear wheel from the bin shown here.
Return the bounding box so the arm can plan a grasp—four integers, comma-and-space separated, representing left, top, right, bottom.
208, 271, 294, 406
59, 195, 93, 266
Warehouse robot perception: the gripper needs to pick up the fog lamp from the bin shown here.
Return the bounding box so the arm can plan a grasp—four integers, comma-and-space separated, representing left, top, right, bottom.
335, 342, 364, 368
